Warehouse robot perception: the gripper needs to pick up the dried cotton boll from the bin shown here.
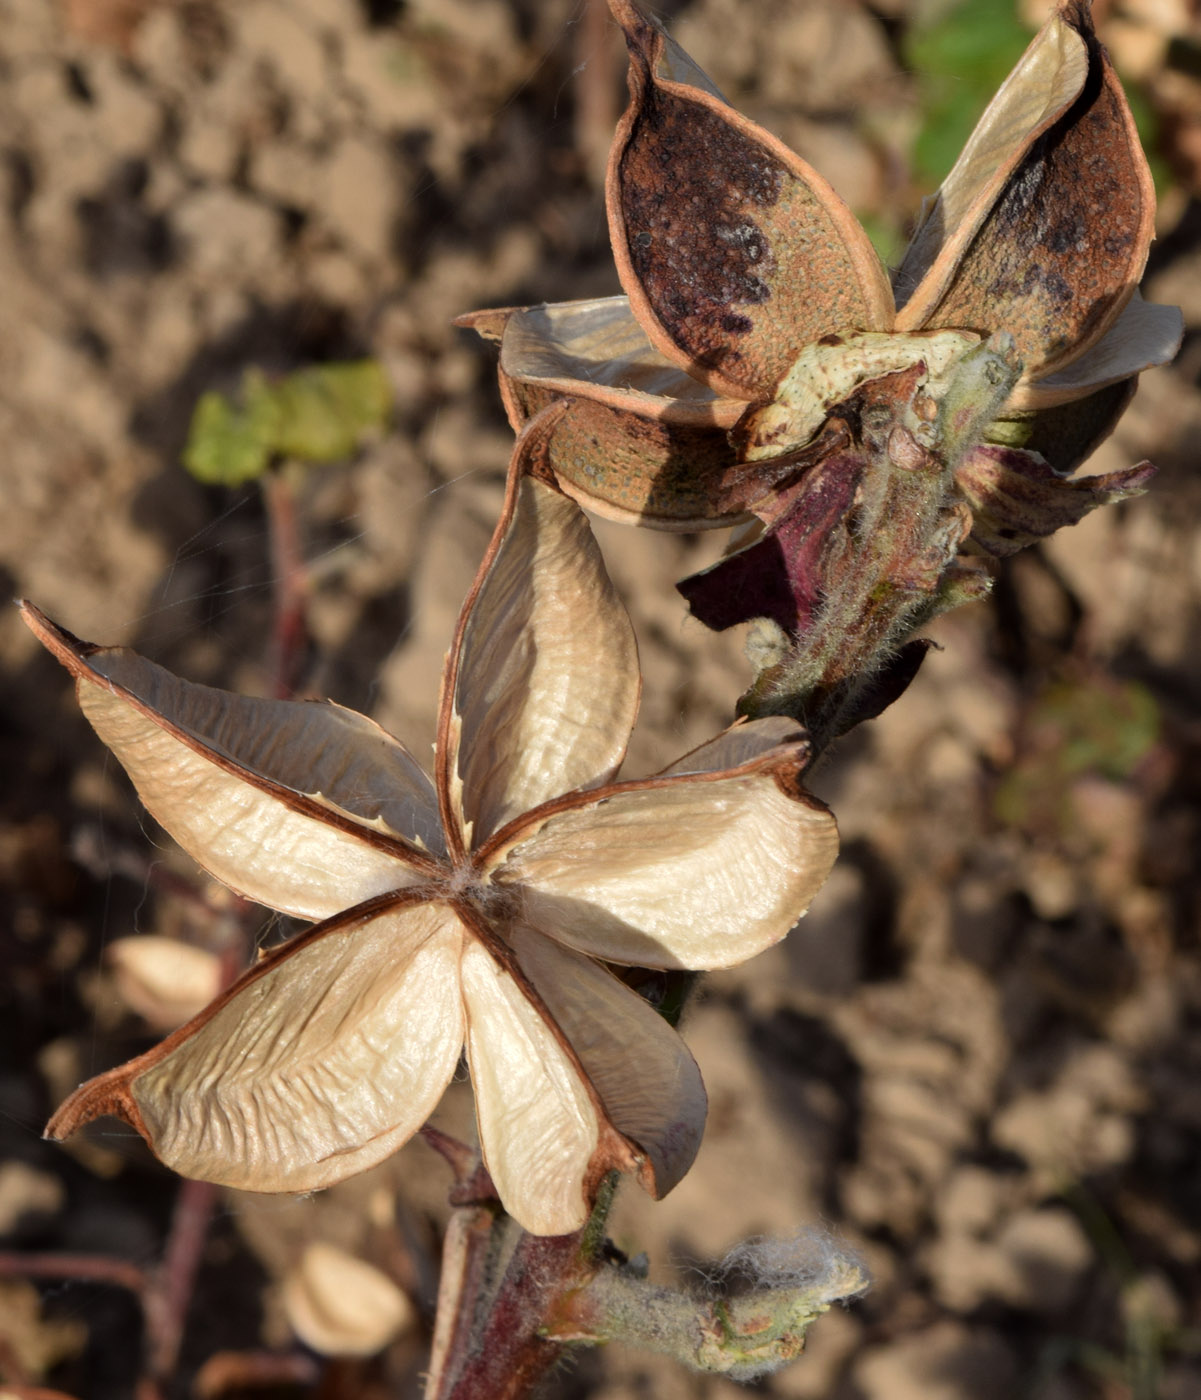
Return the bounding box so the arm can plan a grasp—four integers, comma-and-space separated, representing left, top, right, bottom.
108, 937, 222, 1031
282, 1242, 415, 1357
28, 417, 836, 1237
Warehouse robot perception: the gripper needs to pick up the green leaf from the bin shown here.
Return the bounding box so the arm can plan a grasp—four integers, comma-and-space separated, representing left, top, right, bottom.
1039, 677, 1160, 782
992, 675, 1160, 835
182, 360, 393, 485
857, 212, 907, 269
272, 361, 394, 464
182, 382, 281, 487
1122, 80, 1170, 198
905, 0, 1034, 190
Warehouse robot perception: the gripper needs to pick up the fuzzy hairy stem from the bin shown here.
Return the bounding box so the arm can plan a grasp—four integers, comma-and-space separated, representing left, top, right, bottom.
546, 1236, 868, 1382
742, 337, 1020, 744
424, 1179, 618, 1400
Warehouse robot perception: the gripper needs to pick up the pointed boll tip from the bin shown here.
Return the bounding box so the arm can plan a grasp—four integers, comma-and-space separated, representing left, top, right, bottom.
16, 596, 42, 626
17, 602, 103, 670
18, 599, 65, 650
19, 599, 64, 641
452, 306, 515, 343
44, 1096, 79, 1143
1060, 0, 1095, 36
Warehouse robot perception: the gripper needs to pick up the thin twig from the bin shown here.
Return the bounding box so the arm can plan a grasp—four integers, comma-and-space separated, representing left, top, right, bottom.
262, 467, 310, 699
0, 1251, 147, 1295
145, 1178, 219, 1382
192, 1350, 320, 1398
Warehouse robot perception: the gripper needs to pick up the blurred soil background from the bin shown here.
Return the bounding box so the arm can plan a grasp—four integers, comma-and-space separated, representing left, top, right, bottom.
2, 0, 1201, 1396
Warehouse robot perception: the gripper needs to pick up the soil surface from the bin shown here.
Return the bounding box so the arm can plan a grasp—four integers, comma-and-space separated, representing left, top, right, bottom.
2, 2, 1200, 1398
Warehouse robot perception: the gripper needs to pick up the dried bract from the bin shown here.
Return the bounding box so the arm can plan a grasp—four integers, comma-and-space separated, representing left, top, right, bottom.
28, 408, 838, 1236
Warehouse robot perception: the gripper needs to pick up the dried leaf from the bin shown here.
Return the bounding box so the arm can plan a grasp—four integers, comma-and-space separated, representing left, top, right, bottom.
677, 449, 863, 635
824, 640, 936, 738
990, 376, 1135, 475
955, 444, 1155, 555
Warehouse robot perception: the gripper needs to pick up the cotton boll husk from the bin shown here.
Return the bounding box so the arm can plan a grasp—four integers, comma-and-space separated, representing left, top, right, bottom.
108, 936, 223, 1031
281, 1241, 415, 1357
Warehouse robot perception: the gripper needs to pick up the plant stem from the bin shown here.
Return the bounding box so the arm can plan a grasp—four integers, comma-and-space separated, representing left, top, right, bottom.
418, 348, 1024, 1400
740, 338, 1018, 744
145, 1178, 219, 1382
0, 1251, 148, 1294
262, 465, 310, 699
575, 0, 620, 187
425, 1180, 618, 1400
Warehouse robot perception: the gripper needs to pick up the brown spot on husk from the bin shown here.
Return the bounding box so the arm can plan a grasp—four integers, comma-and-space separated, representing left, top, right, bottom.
922, 14, 1152, 379
618, 90, 781, 381
609, 13, 892, 400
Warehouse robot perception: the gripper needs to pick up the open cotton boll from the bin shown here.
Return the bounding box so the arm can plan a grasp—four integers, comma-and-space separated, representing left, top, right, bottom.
282, 1242, 415, 1357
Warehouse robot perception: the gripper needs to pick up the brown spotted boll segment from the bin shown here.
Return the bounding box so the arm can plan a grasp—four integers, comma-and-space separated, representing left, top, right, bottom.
608, 6, 892, 402
618, 91, 779, 383
917, 15, 1153, 380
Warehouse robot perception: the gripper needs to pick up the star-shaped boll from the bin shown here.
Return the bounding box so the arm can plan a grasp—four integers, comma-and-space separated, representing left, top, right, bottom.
28, 408, 838, 1236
